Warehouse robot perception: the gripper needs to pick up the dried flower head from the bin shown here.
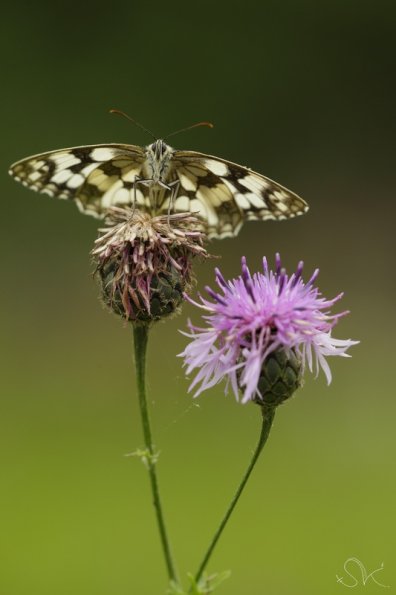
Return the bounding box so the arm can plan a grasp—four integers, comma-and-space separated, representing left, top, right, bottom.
92, 207, 208, 323
180, 255, 358, 404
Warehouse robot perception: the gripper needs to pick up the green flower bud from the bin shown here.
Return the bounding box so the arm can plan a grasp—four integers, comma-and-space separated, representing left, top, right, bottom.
99, 258, 185, 323
253, 349, 302, 407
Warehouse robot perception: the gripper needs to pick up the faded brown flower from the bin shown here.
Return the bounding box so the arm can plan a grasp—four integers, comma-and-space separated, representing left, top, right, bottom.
92, 207, 208, 323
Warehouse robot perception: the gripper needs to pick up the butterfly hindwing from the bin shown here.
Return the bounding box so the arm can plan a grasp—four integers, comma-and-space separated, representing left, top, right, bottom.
160, 163, 245, 238
169, 151, 308, 238
9, 144, 148, 217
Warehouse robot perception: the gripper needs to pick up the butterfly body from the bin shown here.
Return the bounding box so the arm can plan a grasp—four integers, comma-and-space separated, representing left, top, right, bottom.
144, 139, 173, 183
140, 140, 179, 211
9, 138, 309, 239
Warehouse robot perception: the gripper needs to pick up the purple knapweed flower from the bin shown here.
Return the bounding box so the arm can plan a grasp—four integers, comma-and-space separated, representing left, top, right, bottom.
180, 255, 358, 403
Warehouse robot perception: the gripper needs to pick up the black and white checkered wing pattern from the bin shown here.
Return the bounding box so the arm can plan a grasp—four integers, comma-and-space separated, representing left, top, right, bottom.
169, 151, 309, 239
9, 144, 148, 217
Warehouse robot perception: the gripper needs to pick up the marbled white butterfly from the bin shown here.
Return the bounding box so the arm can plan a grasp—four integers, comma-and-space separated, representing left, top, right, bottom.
9, 115, 308, 239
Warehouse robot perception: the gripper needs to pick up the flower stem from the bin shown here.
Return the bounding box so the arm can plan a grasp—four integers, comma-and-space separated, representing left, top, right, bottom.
133, 323, 179, 584
194, 406, 276, 585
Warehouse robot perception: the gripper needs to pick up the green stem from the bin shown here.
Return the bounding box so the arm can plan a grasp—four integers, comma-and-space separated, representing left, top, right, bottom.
133, 323, 179, 584
194, 406, 276, 585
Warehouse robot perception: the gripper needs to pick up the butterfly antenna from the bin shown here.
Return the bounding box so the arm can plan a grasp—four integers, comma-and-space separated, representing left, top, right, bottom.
165, 121, 214, 140
109, 108, 157, 140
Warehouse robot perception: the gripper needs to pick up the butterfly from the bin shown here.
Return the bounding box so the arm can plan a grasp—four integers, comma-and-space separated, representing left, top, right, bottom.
9, 120, 308, 239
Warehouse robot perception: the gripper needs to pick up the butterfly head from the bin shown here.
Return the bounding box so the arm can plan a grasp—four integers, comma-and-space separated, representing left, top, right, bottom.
147, 139, 168, 158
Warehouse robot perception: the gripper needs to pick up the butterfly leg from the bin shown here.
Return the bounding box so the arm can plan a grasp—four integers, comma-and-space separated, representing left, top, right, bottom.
132, 176, 152, 216
168, 179, 180, 219
158, 180, 180, 224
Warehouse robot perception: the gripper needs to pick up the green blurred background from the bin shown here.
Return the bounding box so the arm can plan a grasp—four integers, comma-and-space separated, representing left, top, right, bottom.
1, 1, 395, 594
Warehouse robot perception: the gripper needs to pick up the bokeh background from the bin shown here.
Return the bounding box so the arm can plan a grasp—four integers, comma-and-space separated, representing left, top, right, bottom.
1, 2, 395, 594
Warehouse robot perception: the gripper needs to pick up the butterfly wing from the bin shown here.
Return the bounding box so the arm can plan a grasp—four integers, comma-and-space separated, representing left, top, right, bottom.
168, 151, 308, 238
9, 144, 149, 217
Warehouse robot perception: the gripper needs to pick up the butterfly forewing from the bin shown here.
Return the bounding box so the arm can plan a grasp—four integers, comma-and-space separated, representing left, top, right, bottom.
9, 144, 149, 217
167, 151, 308, 238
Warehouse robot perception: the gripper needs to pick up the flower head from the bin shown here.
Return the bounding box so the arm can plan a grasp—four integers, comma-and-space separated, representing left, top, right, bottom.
92, 207, 208, 322
180, 255, 358, 404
